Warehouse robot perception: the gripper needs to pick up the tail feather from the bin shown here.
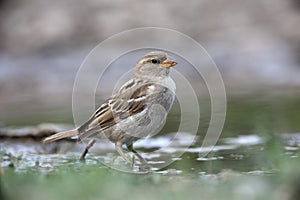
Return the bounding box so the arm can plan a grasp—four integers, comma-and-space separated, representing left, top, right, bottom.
43, 129, 78, 143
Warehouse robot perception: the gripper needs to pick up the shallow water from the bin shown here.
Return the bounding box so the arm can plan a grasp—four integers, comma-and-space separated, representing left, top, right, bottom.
1, 94, 300, 175
1, 131, 299, 175
1, 94, 300, 200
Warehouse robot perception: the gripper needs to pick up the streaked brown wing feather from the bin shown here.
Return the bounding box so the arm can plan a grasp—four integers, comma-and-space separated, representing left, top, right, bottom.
77, 82, 152, 141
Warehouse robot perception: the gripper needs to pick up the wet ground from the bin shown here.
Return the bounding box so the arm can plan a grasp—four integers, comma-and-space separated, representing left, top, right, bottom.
1, 90, 300, 199
1, 94, 299, 171
1, 132, 299, 174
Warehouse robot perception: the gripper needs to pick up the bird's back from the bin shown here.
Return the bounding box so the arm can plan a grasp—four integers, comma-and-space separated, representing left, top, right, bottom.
77, 77, 175, 143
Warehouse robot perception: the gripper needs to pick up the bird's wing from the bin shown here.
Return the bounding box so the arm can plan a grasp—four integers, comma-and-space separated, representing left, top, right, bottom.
77, 80, 154, 141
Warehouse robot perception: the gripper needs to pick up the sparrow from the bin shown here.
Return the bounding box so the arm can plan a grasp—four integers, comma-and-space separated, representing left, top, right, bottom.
43, 51, 178, 166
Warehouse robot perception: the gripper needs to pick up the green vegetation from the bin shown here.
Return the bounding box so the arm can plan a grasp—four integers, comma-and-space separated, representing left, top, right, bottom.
1, 136, 300, 200
1, 94, 300, 200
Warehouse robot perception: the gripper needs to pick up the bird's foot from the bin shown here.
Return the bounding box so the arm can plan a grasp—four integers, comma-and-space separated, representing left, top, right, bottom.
138, 163, 151, 172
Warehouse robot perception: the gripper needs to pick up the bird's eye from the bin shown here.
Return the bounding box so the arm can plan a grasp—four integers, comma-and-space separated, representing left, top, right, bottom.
151, 59, 159, 64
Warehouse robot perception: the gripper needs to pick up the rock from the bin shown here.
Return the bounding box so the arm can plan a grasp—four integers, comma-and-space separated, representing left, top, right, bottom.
0, 123, 74, 139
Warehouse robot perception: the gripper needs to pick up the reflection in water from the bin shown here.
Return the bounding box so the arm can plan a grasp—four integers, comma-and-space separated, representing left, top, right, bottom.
1, 132, 299, 174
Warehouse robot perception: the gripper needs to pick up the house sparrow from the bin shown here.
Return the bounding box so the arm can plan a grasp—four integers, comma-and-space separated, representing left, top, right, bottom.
43, 51, 178, 165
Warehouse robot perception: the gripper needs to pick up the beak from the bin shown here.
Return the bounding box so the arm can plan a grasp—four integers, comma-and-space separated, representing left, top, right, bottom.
160, 58, 178, 68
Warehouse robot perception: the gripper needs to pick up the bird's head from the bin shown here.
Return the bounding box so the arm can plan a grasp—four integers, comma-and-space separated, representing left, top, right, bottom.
134, 51, 178, 79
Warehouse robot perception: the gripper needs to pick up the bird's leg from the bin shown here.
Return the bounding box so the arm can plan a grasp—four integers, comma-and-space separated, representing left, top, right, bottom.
115, 141, 133, 164
126, 144, 147, 165
80, 139, 96, 160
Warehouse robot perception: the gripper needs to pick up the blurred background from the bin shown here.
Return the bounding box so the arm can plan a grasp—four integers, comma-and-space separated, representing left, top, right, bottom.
0, 0, 300, 133
2, 2, 300, 199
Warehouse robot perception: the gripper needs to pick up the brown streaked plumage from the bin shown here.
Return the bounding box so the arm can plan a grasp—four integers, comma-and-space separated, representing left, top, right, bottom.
43, 51, 178, 166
